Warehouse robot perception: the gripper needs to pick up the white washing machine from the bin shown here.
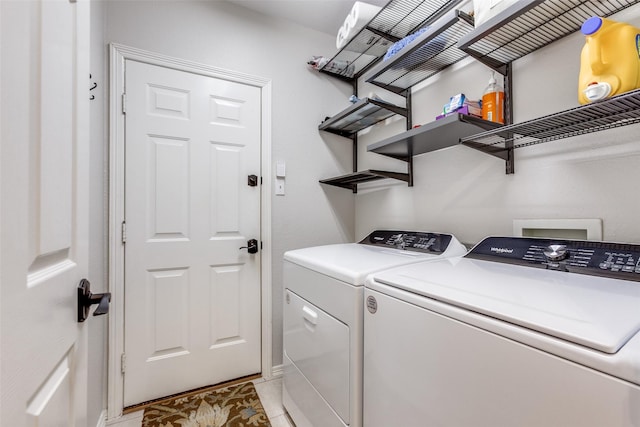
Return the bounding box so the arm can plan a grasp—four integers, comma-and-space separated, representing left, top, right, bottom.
282, 230, 467, 427
363, 236, 640, 427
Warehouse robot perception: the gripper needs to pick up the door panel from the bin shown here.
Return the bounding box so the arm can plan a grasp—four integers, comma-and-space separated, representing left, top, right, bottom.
210, 264, 244, 345
211, 143, 242, 232
147, 136, 190, 240
0, 0, 90, 425
26, 353, 73, 426
148, 268, 190, 359
124, 60, 262, 406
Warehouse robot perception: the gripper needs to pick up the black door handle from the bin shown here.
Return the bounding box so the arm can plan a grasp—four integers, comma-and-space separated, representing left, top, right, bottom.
239, 239, 258, 254
77, 279, 111, 322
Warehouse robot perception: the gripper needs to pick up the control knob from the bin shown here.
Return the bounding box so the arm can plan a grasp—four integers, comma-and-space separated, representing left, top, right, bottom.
392, 234, 406, 250
543, 244, 569, 261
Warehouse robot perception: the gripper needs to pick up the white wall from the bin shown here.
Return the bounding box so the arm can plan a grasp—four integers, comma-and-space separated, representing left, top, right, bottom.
355, 5, 640, 247
104, 0, 356, 368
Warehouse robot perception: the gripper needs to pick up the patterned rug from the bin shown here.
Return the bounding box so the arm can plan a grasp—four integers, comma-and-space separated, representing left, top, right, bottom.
142, 381, 271, 427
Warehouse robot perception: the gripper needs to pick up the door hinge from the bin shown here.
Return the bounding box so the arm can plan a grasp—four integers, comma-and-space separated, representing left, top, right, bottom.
121, 93, 127, 114
121, 353, 126, 374
121, 221, 127, 244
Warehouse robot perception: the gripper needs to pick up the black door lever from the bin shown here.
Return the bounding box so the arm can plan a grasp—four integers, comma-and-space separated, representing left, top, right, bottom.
77, 279, 111, 322
239, 239, 259, 254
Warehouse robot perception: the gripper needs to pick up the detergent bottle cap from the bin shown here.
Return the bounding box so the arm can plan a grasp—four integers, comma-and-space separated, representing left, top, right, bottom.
581, 16, 603, 36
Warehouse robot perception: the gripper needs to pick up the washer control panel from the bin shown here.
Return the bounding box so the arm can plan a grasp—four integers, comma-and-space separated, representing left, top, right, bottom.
359, 230, 453, 254
466, 236, 640, 281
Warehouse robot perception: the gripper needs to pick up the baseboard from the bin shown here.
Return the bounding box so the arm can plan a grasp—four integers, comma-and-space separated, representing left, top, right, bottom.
271, 364, 283, 378
106, 410, 144, 426
95, 410, 107, 427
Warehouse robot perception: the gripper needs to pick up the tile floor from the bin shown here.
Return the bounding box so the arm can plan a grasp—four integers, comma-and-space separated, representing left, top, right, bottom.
106, 377, 294, 427
254, 377, 295, 427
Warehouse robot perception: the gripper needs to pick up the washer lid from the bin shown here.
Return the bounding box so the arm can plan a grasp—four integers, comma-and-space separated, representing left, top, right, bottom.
284, 243, 443, 286
284, 231, 467, 286
370, 257, 640, 354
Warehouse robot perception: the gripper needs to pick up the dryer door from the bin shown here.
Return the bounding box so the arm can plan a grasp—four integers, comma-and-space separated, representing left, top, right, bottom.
284, 289, 350, 423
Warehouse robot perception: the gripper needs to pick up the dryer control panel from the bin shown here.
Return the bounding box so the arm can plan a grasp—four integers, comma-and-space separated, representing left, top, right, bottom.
359, 230, 453, 254
466, 236, 640, 282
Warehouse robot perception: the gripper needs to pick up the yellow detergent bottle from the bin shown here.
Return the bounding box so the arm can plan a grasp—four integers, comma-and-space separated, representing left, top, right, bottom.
578, 16, 640, 104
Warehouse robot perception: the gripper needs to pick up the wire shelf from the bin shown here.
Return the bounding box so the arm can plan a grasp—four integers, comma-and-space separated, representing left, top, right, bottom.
460, 88, 640, 150
320, 169, 411, 192
458, 0, 640, 74
365, 10, 474, 94
318, 98, 408, 137
319, 0, 463, 80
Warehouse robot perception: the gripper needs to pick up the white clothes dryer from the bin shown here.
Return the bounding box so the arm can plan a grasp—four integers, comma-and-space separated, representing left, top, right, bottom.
363, 236, 640, 427
282, 230, 467, 427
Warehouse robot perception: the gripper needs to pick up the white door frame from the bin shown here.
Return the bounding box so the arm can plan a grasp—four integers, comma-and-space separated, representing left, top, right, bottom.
107, 43, 273, 419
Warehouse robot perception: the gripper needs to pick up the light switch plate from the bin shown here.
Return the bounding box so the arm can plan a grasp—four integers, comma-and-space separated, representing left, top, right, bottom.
276, 161, 286, 178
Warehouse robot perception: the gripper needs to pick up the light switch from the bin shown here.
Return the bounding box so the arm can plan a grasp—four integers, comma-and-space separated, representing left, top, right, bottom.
276, 161, 285, 195
275, 178, 285, 195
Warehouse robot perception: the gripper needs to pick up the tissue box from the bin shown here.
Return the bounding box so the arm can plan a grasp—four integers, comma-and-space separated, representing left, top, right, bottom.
443, 93, 465, 114
437, 93, 482, 120
436, 105, 482, 120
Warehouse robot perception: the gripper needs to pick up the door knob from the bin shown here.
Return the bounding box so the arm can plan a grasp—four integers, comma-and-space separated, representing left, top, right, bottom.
77, 279, 111, 322
239, 239, 258, 254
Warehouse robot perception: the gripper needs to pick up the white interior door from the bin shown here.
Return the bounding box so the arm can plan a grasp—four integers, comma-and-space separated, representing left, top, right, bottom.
0, 0, 90, 425
123, 60, 262, 406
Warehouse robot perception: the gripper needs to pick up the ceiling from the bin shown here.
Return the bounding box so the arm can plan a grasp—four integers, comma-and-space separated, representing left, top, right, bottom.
224, 0, 389, 36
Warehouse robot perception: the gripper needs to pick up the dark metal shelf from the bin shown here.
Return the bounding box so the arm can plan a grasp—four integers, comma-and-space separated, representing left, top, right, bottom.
460, 88, 640, 152
318, 0, 640, 188
319, 0, 464, 80
457, 0, 640, 75
365, 10, 474, 94
320, 170, 411, 192
318, 98, 408, 138
368, 113, 502, 160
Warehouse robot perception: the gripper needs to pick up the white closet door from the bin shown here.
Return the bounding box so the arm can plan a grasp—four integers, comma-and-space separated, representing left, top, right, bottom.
1, 0, 91, 425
